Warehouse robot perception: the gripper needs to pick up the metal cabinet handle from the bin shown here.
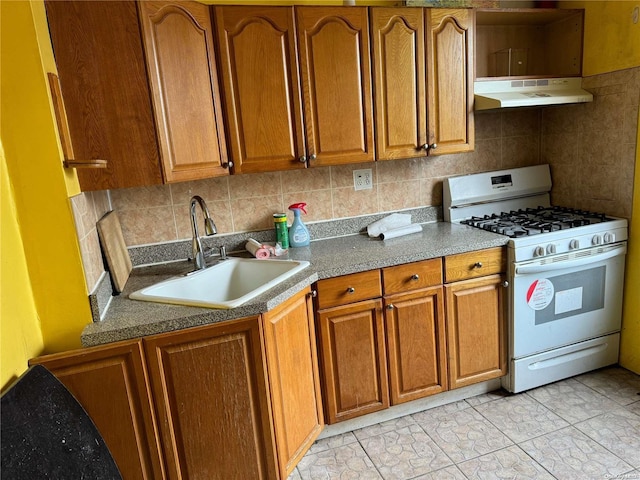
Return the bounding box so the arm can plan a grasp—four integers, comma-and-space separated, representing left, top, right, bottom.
501, 281, 509, 288
309, 154, 317, 161
421, 143, 429, 151
473, 262, 483, 268
299, 155, 307, 163
387, 304, 394, 310
430, 143, 437, 150
222, 161, 234, 169
411, 274, 420, 281
346, 287, 355, 294
309, 289, 318, 298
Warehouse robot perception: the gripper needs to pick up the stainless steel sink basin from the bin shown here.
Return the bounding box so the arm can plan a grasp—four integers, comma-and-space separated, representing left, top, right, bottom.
129, 257, 310, 309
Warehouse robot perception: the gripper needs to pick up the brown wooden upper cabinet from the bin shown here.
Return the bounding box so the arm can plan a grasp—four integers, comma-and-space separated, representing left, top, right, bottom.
296, 7, 375, 167
371, 8, 474, 159
371, 8, 427, 161
139, 1, 230, 183
45, 0, 162, 191
426, 9, 475, 156
215, 6, 374, 171
214, 6, 306, 174
45, 0, 230, 191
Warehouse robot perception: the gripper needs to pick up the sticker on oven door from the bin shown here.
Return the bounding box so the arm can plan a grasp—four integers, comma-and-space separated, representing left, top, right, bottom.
526, 279, 554, 310
555, 287, 583, 315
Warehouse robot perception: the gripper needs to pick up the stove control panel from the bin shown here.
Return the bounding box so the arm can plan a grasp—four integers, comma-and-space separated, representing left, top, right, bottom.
514, 224, 628, 263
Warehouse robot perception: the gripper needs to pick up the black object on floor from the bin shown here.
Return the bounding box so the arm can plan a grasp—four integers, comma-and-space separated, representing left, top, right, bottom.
1, 364, 122, 479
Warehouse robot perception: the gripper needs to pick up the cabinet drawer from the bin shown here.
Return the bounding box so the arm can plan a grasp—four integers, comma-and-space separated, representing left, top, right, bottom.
444, 247, 506, 282
382, 258, 442, 295
316, 270, 382, 310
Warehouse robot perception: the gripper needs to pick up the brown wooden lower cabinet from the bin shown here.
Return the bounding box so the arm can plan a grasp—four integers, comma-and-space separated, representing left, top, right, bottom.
31, 289, 324, 480
445, 274, 508, 389
30, 339, 165, 480
317, 298, 389, 424
316, 251, 507, 424
384, 286, 447, 405
144, 316, 278, 480
262, 289, 324, 478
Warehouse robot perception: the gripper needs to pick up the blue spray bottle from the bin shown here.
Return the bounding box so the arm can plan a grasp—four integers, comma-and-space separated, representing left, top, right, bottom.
288, 203, 311, 247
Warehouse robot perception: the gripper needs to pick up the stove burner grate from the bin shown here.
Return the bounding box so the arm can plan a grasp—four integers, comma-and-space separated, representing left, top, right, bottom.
460, 206, 614, 238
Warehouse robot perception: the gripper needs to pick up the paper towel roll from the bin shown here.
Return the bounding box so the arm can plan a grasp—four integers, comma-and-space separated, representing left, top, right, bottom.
379, 223, 422, 240
245, 239, 270, 259
367, 213, 412, 237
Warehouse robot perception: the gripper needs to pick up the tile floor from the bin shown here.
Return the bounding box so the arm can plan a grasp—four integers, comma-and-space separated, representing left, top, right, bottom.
289, 366, 640, 480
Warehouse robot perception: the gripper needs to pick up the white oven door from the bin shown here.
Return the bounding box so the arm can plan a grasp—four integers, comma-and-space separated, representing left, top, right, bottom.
511, 243, 626, 359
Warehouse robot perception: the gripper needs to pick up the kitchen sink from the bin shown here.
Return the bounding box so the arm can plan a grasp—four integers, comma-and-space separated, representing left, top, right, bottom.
129, 257, 310, 309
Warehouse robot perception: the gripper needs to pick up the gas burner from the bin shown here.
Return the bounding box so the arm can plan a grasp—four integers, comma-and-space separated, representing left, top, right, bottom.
460, 206, 615, 238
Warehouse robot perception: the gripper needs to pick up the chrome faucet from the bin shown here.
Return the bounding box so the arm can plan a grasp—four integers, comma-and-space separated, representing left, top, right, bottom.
190, 195, 217, 270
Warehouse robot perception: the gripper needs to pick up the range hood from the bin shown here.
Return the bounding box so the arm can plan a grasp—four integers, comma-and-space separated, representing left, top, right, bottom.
474, 78, 593, 111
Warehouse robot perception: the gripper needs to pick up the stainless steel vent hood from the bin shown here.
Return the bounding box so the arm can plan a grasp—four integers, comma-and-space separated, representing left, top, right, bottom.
474, 77, 593, 110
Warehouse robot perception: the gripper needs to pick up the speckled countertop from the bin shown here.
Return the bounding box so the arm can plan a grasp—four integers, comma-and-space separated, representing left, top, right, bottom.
81, 221, 508, 347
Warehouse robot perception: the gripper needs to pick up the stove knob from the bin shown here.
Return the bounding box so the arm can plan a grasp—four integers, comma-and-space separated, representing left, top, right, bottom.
592, 235, 603, 246
569, 239, 580, 250
546, 244, 557, 255
534, 246, 545, 257
603, 232, 615, 243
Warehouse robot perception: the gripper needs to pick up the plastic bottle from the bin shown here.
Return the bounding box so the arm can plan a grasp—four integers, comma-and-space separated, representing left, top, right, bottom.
288, 203, 310, 247
273, 213, 289, 249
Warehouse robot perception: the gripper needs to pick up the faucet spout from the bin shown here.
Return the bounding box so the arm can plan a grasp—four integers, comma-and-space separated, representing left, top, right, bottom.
190, 195, 217, 270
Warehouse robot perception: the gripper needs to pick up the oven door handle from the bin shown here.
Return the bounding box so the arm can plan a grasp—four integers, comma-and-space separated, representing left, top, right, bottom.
515, 245, 627, 275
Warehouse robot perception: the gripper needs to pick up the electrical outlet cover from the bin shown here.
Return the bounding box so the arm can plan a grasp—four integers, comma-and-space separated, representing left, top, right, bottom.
353, 169, 373, 191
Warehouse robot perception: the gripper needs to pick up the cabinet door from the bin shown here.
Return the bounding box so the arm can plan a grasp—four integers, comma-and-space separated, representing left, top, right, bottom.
139, 0, 229, 183
426, 9, 474, 155
215, 6, 306, 174
317, 299, 388, 423
262, 288, 323, 478
29, 340, 164, 480
371, 8, 427, 160
297, 7, 374, 167
45, 0, 162, 191
385, 286, 447, 405
144, 317, 278, 480
445, 274, 507, 389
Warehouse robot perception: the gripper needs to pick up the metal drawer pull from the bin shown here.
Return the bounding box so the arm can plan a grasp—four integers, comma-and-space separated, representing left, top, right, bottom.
473, 262, 483, 268
346, 287, 355, 294
387, 304, 395, 310
411, 274, 420, 281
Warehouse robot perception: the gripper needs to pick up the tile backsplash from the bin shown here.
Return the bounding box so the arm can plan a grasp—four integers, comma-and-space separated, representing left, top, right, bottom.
72, 67, 639, 294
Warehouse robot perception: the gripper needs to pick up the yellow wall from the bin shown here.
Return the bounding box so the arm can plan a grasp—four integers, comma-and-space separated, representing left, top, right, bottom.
620, 109, 640, 373
0, 143, 44, 390
582, 2, 640, 76
560, 1, 640, 75
1, 0, 91, 388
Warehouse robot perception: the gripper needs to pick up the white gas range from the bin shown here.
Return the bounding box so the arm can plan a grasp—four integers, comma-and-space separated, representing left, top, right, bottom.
444, 164, 628, 393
